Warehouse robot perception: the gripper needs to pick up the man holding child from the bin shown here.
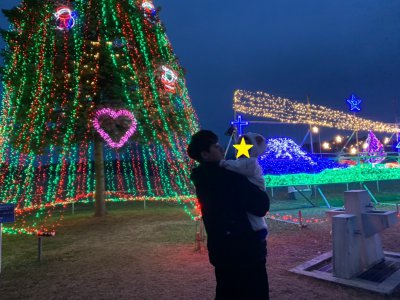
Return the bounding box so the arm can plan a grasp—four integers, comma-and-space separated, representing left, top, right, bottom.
187, 130, 270, 299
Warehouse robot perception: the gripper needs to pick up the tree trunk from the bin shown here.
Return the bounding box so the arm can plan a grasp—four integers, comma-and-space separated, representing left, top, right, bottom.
94, 134, 106, 217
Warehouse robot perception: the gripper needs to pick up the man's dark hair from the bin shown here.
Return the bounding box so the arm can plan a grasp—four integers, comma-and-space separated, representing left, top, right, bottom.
187, 130, 218, 162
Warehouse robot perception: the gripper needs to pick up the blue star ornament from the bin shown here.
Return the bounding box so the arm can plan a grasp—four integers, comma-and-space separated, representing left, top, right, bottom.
346, 94, 362, 112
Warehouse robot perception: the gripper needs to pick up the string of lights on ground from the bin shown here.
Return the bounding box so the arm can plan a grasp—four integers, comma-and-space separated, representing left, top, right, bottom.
263, 163, 400, 187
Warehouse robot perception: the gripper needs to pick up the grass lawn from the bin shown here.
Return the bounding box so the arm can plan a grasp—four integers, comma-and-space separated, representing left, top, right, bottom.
0, 194, 399, 299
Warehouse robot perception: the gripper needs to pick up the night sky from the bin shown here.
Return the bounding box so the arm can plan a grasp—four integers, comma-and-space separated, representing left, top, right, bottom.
1, 0, 400, 145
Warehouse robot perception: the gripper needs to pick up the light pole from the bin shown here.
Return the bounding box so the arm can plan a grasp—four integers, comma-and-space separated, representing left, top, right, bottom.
312, 126, 321, 155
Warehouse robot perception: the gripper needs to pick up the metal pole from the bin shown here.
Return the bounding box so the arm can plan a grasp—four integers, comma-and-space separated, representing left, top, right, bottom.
0, 223, 2, 273
270, 187, 274, 198
318, 132, 322, 156
194, 220, 200, 252
346, 183, 349, 191
72, 202, 75, 216
307, 96, 314, 154
397, 121, 400, 163
376, 181, 380, 193
38, 237, 42, 262
224, 133, 235, 159
340, 131, 356, 153
200, 219, 205, 249
300, 130, 310, 147
293, 186, 316, 207
363, 184, 379, 204
355, 129, 359, 153
317, 187, 331, 208
245, 120, 299, 124
298, 210, 303, 227
234, 120, 400, 126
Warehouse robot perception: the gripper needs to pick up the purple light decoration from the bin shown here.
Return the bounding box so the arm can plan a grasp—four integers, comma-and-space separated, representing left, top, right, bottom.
362, 131, 386, 164
93, 108, 137, 148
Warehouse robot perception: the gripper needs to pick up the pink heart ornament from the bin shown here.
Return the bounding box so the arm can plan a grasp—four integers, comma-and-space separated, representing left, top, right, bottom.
93, 108, 137, 148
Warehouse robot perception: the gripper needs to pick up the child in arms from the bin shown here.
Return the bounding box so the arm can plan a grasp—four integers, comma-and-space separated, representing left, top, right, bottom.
220, 132, 268, 238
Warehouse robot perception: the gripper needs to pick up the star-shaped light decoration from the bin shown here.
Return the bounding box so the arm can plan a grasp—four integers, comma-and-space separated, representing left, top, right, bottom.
346, 94, 362, 112
233, 137, 253, 158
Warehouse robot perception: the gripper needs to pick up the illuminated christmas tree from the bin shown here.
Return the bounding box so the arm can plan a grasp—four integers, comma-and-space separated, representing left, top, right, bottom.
362, 131, 386, 164
0, 0, 199, 230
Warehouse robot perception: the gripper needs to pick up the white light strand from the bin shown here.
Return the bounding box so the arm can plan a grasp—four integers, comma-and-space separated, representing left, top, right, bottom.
233, 90, 399, 133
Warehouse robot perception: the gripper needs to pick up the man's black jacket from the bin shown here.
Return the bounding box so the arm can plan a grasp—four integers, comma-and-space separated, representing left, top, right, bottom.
190, 161, 270, 267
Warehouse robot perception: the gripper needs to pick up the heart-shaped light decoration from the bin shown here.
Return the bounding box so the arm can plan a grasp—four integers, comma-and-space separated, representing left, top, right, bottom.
93, 108, 137, 148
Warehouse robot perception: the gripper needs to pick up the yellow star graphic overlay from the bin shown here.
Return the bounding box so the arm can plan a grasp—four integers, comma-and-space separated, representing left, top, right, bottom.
233, 137, 253, 158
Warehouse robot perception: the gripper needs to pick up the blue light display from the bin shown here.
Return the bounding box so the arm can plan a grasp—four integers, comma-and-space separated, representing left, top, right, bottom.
258, 138, 348, 175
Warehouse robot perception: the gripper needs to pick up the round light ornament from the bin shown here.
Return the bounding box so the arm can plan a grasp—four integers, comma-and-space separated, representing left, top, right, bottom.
160, 66, 178, 93
54, 7, 77, 31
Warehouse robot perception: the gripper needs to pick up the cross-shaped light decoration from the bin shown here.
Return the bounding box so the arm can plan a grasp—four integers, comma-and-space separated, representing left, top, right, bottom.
230, 115, 249, 136
346, 94, 362, 112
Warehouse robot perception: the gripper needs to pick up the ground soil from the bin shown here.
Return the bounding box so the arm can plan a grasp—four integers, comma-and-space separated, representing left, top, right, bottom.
0, 203, 399, 300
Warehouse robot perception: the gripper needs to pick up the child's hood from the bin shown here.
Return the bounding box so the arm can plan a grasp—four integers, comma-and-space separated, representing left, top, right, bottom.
243, 132, 266, 158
